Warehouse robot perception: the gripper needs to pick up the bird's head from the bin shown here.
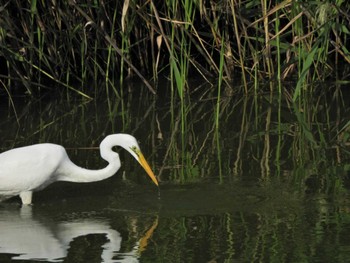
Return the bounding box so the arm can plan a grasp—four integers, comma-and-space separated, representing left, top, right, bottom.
128, 145, 159, 186
101, 134, 159, 186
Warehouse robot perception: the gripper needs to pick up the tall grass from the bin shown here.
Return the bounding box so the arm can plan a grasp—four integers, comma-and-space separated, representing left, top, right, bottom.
2, 79, 350, 191
0, 1, 349, 99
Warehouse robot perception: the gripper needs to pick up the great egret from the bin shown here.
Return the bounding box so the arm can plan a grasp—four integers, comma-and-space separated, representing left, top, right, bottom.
0, 134, 159, 205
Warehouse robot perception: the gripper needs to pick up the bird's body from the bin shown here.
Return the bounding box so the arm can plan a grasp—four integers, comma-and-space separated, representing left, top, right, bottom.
0, 134, 158, 205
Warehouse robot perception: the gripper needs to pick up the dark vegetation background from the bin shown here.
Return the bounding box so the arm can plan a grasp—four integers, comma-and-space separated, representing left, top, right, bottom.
0, 0, 349, 99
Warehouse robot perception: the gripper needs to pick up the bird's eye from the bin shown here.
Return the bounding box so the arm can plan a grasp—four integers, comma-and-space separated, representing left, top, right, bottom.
130, 146, 139, 156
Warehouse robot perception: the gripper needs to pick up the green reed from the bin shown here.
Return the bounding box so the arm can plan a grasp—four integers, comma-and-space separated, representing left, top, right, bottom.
214, 34, 225, 181
0, 1, 349, 99
2, 78, 350, 194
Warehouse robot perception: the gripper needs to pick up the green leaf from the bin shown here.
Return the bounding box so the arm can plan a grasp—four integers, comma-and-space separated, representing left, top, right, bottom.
293, 44, 319, 101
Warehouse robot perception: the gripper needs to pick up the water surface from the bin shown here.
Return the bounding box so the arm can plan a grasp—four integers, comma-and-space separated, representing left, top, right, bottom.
1, 84, 350, 262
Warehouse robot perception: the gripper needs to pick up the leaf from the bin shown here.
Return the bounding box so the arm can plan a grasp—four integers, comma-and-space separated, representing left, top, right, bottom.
121, 0, 130, 33
293, 43, 319, 101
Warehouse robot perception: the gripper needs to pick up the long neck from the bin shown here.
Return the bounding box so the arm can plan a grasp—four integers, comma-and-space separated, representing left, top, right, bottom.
56, 153, 121, 183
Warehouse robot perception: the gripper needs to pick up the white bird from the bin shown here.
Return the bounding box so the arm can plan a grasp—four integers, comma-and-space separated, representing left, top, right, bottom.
0, 134, 159, 205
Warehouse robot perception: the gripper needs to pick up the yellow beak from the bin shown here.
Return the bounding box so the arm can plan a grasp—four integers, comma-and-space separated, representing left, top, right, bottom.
138, 153, 159, 186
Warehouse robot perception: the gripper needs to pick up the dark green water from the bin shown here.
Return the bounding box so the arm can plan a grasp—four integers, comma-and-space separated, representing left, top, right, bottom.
1, 84, 350, 262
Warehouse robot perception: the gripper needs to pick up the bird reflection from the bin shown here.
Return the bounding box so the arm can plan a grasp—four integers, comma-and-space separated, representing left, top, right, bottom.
0, 206, 157, 262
